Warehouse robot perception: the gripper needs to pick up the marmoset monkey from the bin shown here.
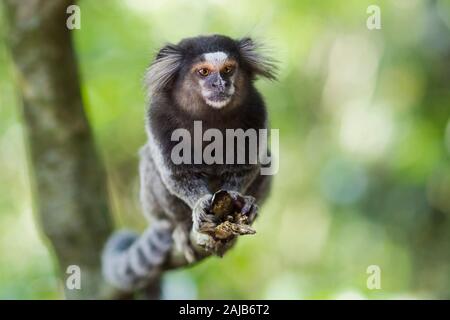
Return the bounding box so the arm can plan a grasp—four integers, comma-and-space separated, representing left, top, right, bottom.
102, 34, 277, 291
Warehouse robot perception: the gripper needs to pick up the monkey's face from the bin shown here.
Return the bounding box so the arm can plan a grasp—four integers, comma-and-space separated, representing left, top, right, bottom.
188, 52, 239, 109
146, 35, 277, 113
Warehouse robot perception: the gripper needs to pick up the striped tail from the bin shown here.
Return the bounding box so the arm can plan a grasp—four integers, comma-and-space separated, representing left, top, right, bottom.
101, 220, 173, 291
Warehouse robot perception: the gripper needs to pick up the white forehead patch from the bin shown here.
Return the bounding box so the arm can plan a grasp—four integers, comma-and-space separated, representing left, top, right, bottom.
203, 51, 228, 66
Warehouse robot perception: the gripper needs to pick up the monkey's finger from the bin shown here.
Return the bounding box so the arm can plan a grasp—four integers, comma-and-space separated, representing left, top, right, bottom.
246, 203, 259, 223
199, 222, 216, 234
241, 195, 256, 216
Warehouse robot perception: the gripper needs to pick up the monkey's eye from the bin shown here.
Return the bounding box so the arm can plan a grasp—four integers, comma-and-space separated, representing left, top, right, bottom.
197, 68, 210, 77
223, 66, 234, 74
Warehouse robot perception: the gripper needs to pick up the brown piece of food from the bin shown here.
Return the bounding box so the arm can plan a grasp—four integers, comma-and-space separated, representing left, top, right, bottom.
208, 190, 256, 241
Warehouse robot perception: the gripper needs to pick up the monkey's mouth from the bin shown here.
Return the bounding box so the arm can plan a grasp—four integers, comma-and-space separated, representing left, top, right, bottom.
208, 92, 232, 101
205, 92, 233, 108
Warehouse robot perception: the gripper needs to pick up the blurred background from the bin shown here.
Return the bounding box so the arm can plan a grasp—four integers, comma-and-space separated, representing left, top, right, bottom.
0, 0, 449, 299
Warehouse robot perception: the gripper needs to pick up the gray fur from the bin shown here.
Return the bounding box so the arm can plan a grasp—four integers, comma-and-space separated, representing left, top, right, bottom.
101, 220, 173, 291
238, 38, 278, 80
147, 136, 210, 209
144, 45, 183, 97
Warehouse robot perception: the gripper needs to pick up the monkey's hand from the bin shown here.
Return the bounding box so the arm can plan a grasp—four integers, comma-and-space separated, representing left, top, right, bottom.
191, 194, 221, 253
191, 191, 258, 257
226, 190, 258, 225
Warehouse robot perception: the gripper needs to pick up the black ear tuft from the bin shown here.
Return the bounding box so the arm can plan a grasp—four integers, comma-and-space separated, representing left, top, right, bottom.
145, 44, 184, 96
237, 37, 278, 80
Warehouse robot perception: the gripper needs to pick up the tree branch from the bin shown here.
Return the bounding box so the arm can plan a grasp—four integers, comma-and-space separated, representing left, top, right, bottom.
3, 0, 121, 299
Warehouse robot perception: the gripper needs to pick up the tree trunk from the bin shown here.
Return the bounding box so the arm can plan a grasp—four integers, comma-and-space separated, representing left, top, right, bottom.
3, 0, 118, 299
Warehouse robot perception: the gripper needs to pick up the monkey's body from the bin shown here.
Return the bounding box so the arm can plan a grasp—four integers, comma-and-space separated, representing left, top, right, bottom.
102, 35, 276, 291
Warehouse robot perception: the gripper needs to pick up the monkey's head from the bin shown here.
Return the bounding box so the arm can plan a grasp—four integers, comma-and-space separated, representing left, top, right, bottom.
145, 35, 277, 112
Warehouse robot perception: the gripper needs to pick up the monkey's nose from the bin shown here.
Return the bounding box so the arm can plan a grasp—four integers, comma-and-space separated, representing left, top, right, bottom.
212, 78, 227, 92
